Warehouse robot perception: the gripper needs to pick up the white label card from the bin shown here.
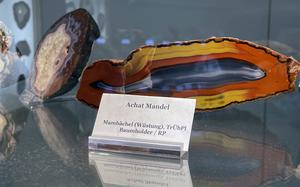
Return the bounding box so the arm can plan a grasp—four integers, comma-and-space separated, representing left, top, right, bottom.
91, 93, 196, 153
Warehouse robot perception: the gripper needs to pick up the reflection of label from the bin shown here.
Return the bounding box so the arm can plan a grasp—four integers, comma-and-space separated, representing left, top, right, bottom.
90, 153, 193, 187
195, 132, 244, 150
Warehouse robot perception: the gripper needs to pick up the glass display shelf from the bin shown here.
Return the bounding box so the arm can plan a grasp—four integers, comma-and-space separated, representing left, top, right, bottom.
1, 82, 300, 186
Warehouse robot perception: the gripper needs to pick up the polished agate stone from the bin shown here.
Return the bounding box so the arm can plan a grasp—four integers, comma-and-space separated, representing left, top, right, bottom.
77, 37, 300, 110
32, 8, 100, 99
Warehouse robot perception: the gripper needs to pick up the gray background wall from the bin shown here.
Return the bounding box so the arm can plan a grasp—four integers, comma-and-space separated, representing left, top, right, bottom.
1, 0, 299, 68
39, 0, 300, 61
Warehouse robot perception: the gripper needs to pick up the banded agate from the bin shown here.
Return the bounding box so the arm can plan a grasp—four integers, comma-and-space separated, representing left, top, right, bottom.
31, 8, 100, 99
77, 37, 300, 110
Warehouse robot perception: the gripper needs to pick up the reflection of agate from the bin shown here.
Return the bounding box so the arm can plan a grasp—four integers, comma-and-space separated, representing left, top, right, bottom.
0, 113, 6, 140
296, 165, 300, 179
190, 109, 293, 187
92, 58, 265, 92
33, 105, 82, 165
0, 95, 29, 160
191, 148, 261, 177
0, 112, 16, 160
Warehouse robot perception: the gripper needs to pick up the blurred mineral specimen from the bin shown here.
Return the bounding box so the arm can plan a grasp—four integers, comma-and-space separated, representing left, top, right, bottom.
0, 21, 11, 54
0, 21, 27, 88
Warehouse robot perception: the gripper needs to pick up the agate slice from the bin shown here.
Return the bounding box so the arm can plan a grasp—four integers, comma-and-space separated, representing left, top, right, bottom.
77, 37, 300, 110
32, 8, 100, 99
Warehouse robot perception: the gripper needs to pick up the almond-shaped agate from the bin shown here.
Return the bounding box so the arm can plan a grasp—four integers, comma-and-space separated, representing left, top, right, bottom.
77, 37, 300, 110
32, 8, 100, 99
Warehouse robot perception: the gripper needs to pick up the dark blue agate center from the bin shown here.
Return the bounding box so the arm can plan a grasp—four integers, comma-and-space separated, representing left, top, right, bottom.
151, 58, 265, 91
91, 58, 265, 92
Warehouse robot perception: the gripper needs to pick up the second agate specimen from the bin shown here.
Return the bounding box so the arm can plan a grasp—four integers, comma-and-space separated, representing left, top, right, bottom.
31, 8, 100, 99
77, 37, 300, 110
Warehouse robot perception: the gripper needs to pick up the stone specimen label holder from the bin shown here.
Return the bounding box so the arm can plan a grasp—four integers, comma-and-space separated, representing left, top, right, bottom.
89, 136, 183, 158
89, 93, 196, 158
